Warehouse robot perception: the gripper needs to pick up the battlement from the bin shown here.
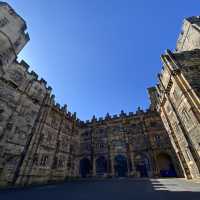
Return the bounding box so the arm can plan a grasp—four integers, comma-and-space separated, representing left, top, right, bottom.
186, 16, 200, 24
2, 54, 80, 123
81, 107, 155, 125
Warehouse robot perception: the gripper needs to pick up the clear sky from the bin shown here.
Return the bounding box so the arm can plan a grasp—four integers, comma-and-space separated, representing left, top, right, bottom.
5, 0, 199, 120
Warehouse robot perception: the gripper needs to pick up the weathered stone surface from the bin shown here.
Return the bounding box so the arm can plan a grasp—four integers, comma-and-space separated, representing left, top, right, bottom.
153, 49, 200, 179
0, 2, 199, 188
176, 16, 200, 52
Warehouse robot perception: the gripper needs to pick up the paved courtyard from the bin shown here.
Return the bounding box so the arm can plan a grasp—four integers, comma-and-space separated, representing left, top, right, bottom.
0, 178, 200, 200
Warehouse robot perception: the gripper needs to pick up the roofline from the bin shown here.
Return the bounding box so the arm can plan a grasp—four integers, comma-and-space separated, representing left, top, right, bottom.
0, 1, 28, 29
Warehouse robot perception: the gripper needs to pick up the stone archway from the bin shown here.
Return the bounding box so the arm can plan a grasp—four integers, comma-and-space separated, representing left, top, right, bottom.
156, 153, 177, 177
79, 158, 91, 178
135, 154, 150, 177
114, 155, 128, 177
96, 156, 107, 176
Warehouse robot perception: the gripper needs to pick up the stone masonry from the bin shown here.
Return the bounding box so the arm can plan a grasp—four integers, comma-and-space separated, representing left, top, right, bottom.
0, 2, 199, 187
151, 16, 200, 179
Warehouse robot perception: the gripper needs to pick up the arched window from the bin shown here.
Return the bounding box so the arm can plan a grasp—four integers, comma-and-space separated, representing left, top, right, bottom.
157, 153, 177, 177
40, 154, 48, 166
79, 158, 91, 178
135, 154, 150, 177
114, 155, 128, 177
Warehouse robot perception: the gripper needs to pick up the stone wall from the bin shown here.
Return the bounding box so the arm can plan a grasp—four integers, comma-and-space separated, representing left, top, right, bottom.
79, 110, 183, 178
176, 16, 200, 52
0, 58, 80, 186
0, 2, 199, 188
154, 49, 200, 179
0, 3, 79, 186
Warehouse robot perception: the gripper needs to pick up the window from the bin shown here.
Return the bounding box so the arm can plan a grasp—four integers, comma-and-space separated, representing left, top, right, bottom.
155, 135, 160, 141
51, 116, 59, 129
181, 108, 193, 130
47, 133, 52, 142
185, 149, 191, 161
96, 143, 105, 149
182, 109, 191, 122
173, 122, 180, 135
52, 157, 57, 169
40, 155, 48, 166
33, 153, 39, 166
173, 88, 181, 100
58, 158, 64, 168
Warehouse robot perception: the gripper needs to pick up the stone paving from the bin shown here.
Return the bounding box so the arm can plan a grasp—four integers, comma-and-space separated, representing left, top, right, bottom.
0, 178, 200, 200
151, 178, 200, 192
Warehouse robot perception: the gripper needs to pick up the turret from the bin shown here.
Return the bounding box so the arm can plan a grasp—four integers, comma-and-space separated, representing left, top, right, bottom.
0, 2, 29, 67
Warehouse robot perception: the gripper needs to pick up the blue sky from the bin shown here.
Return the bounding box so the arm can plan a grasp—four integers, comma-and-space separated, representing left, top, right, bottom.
6, 0, 199, 120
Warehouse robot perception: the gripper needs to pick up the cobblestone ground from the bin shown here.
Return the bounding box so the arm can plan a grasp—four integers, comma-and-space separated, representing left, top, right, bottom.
0, 178, 200, 200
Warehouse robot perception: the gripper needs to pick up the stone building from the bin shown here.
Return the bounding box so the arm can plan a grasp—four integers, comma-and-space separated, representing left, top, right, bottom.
78, 109, 182, 178
0, 2, 199, 187
151, 16, 200, 179
176, 16, 200, 52
151, 49, 200, 179
0, 2, 80, 186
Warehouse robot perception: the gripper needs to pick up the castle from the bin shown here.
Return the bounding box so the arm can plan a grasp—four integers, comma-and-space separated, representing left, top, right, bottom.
0, 2, 200, 187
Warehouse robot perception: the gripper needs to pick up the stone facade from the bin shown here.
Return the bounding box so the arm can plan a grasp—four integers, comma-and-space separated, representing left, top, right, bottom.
151, 17, 200, 179
0, 2, 80, 187
0, 2, 199, 187
176, 16, 200, 52
79, 110, 182, 178
152, 49, 200, 179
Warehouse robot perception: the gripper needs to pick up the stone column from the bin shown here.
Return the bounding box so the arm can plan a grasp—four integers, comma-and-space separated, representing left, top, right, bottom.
110, 155, 115, 176
130, 150, 136, 176
152, 151, 159, 177
92, 157, 96, 177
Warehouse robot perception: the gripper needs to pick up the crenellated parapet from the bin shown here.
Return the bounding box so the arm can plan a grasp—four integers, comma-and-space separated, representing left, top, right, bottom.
82, 107, 150, 126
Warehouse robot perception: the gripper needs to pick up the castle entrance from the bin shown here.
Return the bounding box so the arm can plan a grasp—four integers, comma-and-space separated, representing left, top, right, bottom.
96, 156, 107, 176
79, 158, 91, 178
135, 154, 150, 177
157, 153, 177, 177
114, 155, 128, 177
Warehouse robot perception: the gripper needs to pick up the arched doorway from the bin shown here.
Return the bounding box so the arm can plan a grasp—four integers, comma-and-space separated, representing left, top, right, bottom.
135, 154, 150, 177
157, 153, 177, 177
114, 155, 128, 177
96, 156, 107, 176
79, 158, 91, 178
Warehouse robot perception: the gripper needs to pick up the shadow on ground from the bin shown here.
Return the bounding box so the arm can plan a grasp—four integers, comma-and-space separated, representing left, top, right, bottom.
0, 178, 200, 200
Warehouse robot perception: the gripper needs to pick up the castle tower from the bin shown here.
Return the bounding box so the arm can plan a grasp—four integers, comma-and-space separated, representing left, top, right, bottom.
155, 49, 200, 179
176, 16, 200, 52
0, 2, 29, 68
147, 87, 159, 111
